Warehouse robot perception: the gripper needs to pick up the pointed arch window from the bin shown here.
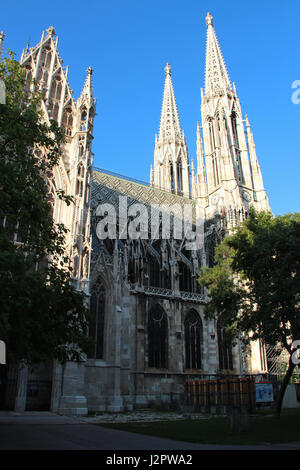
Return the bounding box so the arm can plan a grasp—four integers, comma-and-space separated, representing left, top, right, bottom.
184, 309, 202, 370
176, 158, 183, 194
77, 164, 85, 178
79, 144, 84, 157
169, 161, 175, 193
76, 160, 85, 198
149, 256, 161, 287
89, 278, 105, 359
76, 179, 84, 197
231, 111, 239, 147
215, 113, 223, 149
62, 108, 73, 136
80, 109, 88, 131
212, 154, 220, 187
217, 317, 233, 371
148, 305, 168, 368
231, 111, 244, 183
178, 261, 193, 292
208, 119, 216, 153
50, 77, 62, 101
45, 48, 52, 69
208, 119, 220, 187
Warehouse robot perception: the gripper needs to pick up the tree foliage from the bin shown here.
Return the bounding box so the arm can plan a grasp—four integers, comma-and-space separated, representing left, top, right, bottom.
0, 52, 91, 365
199, 208, 300, 416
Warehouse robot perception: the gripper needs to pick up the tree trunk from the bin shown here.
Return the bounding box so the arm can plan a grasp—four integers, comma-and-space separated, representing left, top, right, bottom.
274, 356, 296, 419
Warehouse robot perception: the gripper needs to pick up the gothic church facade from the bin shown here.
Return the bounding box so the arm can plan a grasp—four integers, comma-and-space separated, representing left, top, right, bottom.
87, 12, 270, 413
2, 13, 270, 414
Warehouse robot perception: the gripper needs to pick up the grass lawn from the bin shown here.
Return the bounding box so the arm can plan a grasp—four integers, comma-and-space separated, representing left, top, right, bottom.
96, 409, 300, 446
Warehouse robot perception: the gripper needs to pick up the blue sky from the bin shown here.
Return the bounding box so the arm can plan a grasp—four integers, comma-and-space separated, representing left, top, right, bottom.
2, 0, 300, 215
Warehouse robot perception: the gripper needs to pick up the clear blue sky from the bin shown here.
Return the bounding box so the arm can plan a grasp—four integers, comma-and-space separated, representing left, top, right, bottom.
2, 0, 300, 215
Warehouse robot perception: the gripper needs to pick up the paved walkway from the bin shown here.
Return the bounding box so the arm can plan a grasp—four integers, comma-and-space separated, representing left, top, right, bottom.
0, 411, 299, 450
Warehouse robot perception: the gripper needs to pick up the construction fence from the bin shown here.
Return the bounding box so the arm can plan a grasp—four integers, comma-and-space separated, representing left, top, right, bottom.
184, 376, 258, 414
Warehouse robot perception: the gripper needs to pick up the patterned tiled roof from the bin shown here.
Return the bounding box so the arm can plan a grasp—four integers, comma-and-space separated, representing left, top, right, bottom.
91, 168, 195, 211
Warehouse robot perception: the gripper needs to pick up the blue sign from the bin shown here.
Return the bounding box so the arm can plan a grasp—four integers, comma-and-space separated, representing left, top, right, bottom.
256, 382, 274, 402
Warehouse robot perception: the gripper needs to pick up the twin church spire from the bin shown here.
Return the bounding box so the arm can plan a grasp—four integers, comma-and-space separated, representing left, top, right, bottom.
158, 63, 182, 141
151, 12, 269, 223
152, 62, 190, 197
204, 12, 231, 95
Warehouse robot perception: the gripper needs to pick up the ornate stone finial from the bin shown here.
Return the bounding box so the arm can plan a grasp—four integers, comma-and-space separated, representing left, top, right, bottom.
206, 12, 213, 27
164, 62, 171, 76
46, 26, 56, 37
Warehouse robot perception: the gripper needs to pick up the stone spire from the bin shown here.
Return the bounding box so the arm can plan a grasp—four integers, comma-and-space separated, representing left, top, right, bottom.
158, 62, 182, 141
80, 66, 94, 102
191, 159, 197, 199
152, 63, 190, 197
199, 12, 269, 222
204, 12, 231, 96
76, 66, 96, 139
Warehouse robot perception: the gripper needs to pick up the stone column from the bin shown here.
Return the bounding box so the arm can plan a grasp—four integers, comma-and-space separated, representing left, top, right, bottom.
58, 360, 88, 415
50, 360, 63, 413
104, 246, 124, 412
14, 363, 28, 412
106, 301, 124, 412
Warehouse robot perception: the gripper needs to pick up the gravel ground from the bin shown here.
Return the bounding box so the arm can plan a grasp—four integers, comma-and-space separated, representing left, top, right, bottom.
78, 410, 211, 423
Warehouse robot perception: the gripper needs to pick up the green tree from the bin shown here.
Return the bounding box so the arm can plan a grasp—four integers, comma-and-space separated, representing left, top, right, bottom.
0, 52, 91, 365
199, 208, 300, 418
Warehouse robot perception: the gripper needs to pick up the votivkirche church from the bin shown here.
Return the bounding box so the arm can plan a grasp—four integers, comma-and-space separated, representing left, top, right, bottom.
1, 13, 271, 414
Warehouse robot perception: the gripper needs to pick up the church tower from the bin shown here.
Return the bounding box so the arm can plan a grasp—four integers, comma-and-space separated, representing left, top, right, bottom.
152, 63, 190, 197
20, 26, 96, 293
18, 27, 96, 416
196, 13, 269, 226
